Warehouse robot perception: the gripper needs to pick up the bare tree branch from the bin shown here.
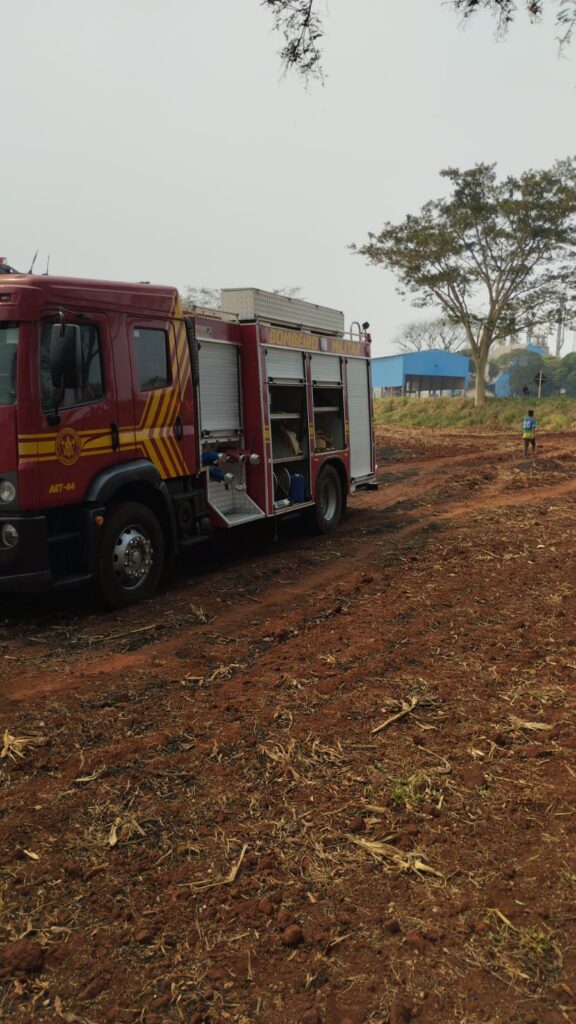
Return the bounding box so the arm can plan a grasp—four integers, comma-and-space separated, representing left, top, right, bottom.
262, 2, 576, 80
394, 318, 467, 352
262, 0, 324, 79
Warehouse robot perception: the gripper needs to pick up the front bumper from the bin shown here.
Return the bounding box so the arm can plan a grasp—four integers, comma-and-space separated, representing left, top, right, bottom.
0, 514, 52, 592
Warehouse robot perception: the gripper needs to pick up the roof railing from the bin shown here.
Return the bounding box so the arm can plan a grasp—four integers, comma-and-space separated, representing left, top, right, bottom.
181, 305, 370, 345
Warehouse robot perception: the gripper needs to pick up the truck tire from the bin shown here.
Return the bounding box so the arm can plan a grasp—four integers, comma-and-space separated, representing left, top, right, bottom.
97, 501, 164, 608
312, 465, 343, 534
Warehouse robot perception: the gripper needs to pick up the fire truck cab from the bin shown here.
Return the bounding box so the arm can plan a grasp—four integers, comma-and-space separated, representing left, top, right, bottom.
0, 269, 376, 606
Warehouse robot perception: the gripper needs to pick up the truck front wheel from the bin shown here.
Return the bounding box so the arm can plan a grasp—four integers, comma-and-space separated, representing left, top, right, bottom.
98, 501, 164, 608
312, 465, 343, 534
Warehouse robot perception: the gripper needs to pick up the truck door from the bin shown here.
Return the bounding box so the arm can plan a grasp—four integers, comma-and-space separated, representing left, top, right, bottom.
346, 357, 374, 482
126, 317, 188, 480
34, 315, 120, 509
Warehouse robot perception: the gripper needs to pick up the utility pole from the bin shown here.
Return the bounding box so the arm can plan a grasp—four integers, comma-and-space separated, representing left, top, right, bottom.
555, 303, 566, 358
534, 370, 547, 398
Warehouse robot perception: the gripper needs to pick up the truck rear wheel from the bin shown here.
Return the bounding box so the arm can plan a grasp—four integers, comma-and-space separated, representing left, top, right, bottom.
98, 501, 164, 608
312, 465, 343, 534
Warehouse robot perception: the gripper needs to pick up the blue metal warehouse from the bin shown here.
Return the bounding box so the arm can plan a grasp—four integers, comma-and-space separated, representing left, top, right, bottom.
372, 349, 470, 395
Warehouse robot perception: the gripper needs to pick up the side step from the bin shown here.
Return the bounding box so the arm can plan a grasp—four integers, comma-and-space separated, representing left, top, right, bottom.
207, 475, 265, 529
216, 509, 265, 527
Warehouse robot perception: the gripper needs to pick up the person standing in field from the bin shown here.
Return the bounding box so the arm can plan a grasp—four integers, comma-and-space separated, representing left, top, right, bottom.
522, 409, 537, 456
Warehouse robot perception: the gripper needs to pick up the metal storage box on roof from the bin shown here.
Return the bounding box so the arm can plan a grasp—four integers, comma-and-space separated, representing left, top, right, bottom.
220, 288, 345, 336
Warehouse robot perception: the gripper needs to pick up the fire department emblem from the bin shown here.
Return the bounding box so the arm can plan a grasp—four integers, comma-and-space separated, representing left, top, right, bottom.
55, 428, 82, 466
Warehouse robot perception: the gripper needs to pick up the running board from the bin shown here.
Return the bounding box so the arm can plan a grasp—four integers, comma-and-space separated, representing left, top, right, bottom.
207, 477, 265, 529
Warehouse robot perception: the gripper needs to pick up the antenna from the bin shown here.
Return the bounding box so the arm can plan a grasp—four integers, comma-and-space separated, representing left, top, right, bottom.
44, 255, 50, 276
28, 249, 39, 274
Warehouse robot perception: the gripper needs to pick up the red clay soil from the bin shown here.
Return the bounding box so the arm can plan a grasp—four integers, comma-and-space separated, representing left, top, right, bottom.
1, 427, 576, 1024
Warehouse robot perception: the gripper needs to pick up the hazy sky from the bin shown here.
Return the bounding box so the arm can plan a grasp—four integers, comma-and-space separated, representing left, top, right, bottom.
2, 1, 574, 355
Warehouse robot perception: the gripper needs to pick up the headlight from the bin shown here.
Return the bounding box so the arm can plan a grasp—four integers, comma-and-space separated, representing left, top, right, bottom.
0, 480, 15, 503
1, 523, 18, 548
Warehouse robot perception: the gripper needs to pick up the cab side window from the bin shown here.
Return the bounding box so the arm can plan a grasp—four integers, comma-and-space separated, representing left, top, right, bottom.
40, 323, 105, 412
133, 328, 170, 390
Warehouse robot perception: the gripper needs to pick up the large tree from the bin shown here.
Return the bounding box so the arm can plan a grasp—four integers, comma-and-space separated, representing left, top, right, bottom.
352, 161, 576, 405
263, 1, 576, 78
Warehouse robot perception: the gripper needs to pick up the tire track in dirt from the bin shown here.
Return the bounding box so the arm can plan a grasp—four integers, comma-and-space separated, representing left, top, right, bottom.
2, 432, 576, 707
2, 428, 576, 1024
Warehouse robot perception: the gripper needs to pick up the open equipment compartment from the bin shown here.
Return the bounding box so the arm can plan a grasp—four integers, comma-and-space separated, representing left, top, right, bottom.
269, 382, 311, 506
312, 384, 344, 453
199, 337, 265, 527
310, 351, 345, 453
266, 346, 311, 508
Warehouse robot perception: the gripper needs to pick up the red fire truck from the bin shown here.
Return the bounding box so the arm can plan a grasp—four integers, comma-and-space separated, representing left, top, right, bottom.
0, 263, 376, 606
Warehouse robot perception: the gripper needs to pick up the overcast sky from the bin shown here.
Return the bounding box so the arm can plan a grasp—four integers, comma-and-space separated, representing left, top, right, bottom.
2, 1, 574, 355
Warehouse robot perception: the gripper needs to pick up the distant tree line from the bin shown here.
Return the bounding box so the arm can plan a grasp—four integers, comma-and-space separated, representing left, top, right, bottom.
393, 317, 466, 353
493, 348, 576, 396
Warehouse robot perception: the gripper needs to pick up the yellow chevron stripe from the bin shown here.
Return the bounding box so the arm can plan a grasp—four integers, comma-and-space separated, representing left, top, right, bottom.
156, 388, 174, 429
168, 333, 178, 379
137, 391, 152, 429
165, 382, 181, 424
143, 388, 164, 430
141, 438, 160, 474
149, 438, 173, 479
157, 435, 179, 477
19, 427, 114, 441
81, 434, 109, 449
178, 357, 191, 391
163, 386, 180, 430
174, 320, 187, 358
153, 389, 173, 431
165, 434, 186, 476
171, 441, 187, 478
173, 440, 189, 476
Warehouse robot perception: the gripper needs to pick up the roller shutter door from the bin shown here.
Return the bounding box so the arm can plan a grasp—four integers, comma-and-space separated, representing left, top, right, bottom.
199, 341, 240, 433
347, 359, 373, 479
310, 354, 341, 383
266, 348, 305, 381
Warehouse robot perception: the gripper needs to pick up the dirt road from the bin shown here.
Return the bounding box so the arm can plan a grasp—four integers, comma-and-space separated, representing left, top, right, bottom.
1, 428, 576, 1024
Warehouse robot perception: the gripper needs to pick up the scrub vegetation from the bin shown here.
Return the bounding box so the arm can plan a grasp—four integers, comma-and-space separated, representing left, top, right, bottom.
374, 395, 576, 430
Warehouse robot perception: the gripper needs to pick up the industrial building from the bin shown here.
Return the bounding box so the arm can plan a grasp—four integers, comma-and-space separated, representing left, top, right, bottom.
372, 349, 470, 396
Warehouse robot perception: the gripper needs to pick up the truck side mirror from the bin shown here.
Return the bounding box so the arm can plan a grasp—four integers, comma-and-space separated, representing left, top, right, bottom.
50, 324, 81, 389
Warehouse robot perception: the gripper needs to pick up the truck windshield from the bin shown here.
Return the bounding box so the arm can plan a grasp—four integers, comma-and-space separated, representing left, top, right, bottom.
0, 323, 18, 406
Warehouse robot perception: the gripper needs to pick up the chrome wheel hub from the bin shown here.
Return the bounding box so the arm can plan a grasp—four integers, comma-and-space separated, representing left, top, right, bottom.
113, 526, 153, 588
